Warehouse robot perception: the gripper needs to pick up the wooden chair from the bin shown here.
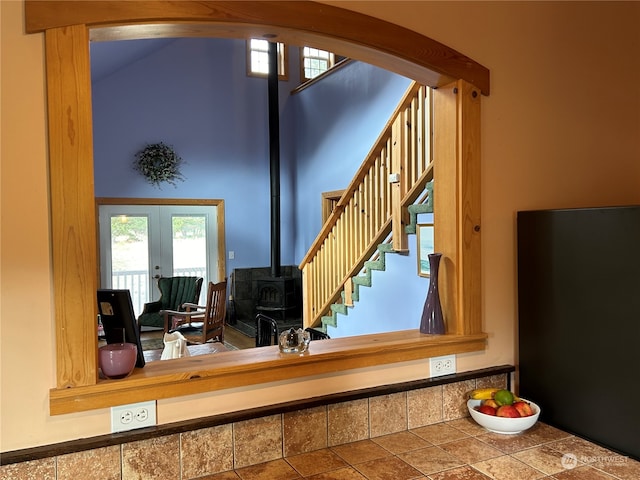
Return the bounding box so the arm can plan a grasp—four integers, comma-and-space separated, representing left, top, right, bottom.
255, 314, 279, 347
164, 280, 227, 345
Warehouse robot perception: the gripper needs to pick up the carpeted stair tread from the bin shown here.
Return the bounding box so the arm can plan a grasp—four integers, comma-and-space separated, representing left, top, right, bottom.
322, 315, 337, 328
406, 180, 434, 234
330, 303, 348, 316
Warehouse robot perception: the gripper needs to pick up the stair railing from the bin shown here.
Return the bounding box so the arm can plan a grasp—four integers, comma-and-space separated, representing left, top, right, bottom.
300, 82, 434, 328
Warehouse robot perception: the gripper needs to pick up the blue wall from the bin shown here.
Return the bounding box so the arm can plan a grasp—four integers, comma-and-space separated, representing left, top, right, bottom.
93, 38, 283, 268
92, 37, 410, 268
328, 213, 432, 338
291, 62, 412, 257
92, 38, 429, 335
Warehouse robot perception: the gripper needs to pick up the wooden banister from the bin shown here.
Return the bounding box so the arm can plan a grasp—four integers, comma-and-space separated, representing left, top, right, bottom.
300, 83, 433, 328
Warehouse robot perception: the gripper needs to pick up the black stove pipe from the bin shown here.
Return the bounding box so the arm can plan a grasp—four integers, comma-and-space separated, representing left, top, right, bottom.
267, 41, 281, 278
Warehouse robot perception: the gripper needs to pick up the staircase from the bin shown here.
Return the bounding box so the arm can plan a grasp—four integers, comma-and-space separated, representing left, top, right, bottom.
318, 182, 434, 332
299, 82, 434, 331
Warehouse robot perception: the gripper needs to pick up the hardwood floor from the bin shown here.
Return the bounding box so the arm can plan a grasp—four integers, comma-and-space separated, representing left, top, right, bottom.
138, 324, 255, 351
224, 325, 255, 350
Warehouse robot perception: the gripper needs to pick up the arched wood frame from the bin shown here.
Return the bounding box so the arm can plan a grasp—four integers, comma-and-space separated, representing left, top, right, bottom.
25, 1, 487, 415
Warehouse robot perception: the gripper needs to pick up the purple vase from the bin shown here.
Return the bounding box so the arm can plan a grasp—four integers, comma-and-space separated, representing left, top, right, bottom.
420, 253, 445, 334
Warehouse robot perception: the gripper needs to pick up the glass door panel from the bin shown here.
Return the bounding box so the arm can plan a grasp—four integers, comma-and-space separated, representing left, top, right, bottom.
109, 214, 150, 317
170, 214, 207, 305
99, 205, 161, 317
160, 205, 219, 305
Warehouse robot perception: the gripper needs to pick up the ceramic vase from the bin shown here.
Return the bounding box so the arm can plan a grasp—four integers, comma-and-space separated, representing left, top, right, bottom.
420, 253, 445, 334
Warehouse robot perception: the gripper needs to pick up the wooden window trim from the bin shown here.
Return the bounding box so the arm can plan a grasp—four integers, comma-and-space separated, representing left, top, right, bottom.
246, 38, 289, 81
24, 0, 488, 415
300, 46, 335, 82
321, 189, 344, 224
292, 58, 352, 95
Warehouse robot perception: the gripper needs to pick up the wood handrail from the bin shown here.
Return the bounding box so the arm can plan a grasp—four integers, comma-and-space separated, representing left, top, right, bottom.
300, 82, 422, 266
300, 83, 433, 328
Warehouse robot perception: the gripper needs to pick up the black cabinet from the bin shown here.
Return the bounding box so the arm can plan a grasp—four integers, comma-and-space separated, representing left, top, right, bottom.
517, 206, 640, 460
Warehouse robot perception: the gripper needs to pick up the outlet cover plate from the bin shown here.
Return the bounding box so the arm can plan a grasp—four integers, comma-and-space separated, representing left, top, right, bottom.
111, 400, 156, 433
429, 354, 456, 377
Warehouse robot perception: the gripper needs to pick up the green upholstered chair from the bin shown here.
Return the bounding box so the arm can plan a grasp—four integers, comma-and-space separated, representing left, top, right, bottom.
137, 276, 203, 332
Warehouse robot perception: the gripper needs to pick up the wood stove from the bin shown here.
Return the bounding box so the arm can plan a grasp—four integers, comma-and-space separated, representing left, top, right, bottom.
255, 276, 297, 321
229, 267, 301, 336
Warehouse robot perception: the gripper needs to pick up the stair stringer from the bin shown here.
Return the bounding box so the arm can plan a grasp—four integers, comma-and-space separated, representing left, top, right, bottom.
319, 193, 434, 333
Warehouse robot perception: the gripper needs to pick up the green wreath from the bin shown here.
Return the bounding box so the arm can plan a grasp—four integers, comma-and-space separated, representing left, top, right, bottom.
133, 142, 185, 187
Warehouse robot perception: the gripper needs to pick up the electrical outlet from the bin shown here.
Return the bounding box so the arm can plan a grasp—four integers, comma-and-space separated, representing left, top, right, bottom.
111, 400, 156, 433
429, 354, 456, 377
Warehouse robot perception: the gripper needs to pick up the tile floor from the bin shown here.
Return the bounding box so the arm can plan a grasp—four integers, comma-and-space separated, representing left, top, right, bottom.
205, 418, 640, 480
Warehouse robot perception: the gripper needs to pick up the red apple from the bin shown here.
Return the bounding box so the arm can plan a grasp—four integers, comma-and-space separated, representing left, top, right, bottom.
476, 405, 497, 416
496, 405, 520, 418
513, 401, 534, 417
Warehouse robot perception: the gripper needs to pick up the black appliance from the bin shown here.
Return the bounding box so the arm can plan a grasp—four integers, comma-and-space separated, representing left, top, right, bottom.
517, 206, 640, 460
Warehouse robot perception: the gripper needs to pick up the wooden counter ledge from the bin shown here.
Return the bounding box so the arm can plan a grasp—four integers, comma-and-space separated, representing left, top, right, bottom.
50, 330, 487, 415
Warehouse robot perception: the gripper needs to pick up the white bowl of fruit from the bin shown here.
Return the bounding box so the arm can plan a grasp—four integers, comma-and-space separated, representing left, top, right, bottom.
467, 388, 540, 434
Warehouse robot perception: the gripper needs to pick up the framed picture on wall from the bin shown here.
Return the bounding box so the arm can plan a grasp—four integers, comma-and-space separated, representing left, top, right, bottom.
417, 223, 434, 277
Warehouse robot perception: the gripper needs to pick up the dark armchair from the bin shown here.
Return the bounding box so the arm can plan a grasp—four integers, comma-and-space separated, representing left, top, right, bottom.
137, 276, 203, 332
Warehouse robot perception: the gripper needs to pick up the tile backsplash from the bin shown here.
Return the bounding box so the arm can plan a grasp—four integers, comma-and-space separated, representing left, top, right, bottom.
0, 371, 509, 479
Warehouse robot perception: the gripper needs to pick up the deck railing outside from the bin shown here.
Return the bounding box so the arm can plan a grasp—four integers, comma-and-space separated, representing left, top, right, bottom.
300, 83, 434, 328
111, 267, 206, 316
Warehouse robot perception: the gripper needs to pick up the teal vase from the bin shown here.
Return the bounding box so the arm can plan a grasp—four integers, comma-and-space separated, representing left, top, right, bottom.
420, 253, 445, 334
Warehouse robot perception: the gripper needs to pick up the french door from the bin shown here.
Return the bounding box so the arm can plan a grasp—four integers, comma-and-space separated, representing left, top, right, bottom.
98, 204, 220, 317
